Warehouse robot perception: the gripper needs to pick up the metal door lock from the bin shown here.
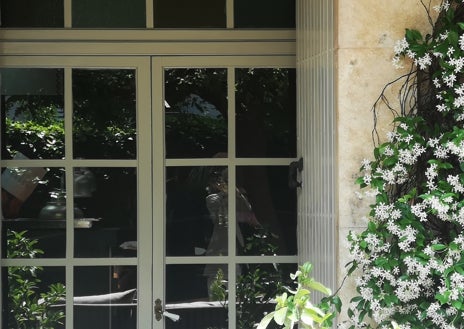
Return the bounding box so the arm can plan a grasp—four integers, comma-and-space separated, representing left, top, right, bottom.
154, 298, 163, 321
154, 298, 180, 322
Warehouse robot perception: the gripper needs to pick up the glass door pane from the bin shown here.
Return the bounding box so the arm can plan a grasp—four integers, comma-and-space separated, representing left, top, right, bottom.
164, 68, 227, 159
73, 69, 137, 160
1, 68, 65, 160
235, 68, 297, 158
74, 266, 137, 329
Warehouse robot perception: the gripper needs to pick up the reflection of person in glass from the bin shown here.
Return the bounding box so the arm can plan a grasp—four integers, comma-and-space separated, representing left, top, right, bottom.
204, 167, 260, 297
204, 167, 260, 255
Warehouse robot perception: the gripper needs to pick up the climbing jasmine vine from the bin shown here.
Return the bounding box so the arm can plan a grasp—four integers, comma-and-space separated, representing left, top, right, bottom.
344, 1, 464, 329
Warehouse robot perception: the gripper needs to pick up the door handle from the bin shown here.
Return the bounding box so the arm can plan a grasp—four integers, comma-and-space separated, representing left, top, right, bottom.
154, 298, 163, 321
154, 298, 180, 322
288, 157, 303, 189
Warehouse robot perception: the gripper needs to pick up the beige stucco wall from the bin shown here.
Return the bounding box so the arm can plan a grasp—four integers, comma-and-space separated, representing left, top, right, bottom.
335, 0, 440, 319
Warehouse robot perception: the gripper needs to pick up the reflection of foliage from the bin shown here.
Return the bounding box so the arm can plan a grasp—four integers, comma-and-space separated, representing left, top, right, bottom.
236, 264, 290, 329
165, 68, 227, 117
235, 68, 296, 157
6, 118, 64, 159
210, 268, 228, 308
237, 227, 292, 328
3, 69, 137, 160
4, 67, 294, 160
243, 227, 280, 256
72, 69, 136, 159
209, 227, 292, 329
3, 93, 64, 160
165, 68, 227, 158
165, 113, 227, 158
6, 230, 66, 329
4, 94, 63, 127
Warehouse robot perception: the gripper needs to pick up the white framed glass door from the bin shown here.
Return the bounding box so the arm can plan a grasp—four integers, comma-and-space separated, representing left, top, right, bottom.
153, 56, 298, 329
0, 54, 298, 329
0, 56, 157, 329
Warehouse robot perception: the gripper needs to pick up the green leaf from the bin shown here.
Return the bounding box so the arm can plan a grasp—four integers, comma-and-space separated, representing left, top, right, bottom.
432, 244, 447, 251
436, 291, 450, 304
374, 257, 388, 267
301, 262, 313, 274
276, 292, 288, 306
406, 28, 421, 42
301, 308, 317, 326
257, 312, 275, 329
307, 280, 331, 295
331, 296, 342, 313
451, 300, 463, 310
448, 30, 459, 45
274, 307, 288, 325
384, 294, 399, 305
383, 155, 399, 167
295, 288, 310, 300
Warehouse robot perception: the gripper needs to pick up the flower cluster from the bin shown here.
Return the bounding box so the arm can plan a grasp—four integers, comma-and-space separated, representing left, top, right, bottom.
346, 1, 464, 329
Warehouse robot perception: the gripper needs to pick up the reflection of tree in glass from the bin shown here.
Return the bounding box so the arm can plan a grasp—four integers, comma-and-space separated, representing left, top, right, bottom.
164, 68, 227, 158
237, 264, 291, 329
73, 69, 136, 159
3, 94, 64, 159
208, 230, 294, 329
3, 70, 138, 160
5, 230, 66, 329
236, 68, 296, 158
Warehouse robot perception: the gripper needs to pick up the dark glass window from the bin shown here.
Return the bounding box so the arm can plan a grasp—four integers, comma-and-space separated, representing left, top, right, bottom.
236, 166, 297, 256
73, 69, 137, 160
235, 68, 296, 158
164, 68, 227, 159
74, 266, 137, 329
1, 68, 65, 160
73, 0, 145, 28
74, 167, 137, 258
154, 0, 226, 28
166, 166, 224, 257
0, 0, 63, 27
234, 0, 295, 28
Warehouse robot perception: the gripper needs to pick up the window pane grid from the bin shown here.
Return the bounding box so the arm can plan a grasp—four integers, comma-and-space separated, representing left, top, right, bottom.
162, 60, 296, 329
0, 62, 142, 329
